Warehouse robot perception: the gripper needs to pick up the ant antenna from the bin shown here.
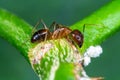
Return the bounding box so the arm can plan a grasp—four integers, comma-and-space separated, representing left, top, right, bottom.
83, 24, 86, 34
82, 23, 104, 35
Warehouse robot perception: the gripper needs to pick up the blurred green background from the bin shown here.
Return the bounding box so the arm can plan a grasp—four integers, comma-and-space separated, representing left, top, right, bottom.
0, 0, 120, 80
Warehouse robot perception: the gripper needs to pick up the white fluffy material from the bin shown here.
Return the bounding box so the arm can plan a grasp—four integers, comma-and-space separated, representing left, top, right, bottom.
83, 45, 103, 66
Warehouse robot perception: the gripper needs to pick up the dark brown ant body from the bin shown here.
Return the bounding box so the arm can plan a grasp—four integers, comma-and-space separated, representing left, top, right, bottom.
31, 29, 51, 43
31, 20, 84, 48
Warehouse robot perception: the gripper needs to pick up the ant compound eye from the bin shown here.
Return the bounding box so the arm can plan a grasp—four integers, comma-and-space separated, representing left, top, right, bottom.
75, 35, 81, 41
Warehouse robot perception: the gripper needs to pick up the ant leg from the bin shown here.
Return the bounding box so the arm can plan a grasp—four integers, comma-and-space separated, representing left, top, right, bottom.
41, 19, 48, 29
44, 32, 48, 42
41, 20, 49, 42
31, 20, 42, 34
49, 21, 57, 31
32, 19, 48, 33
53, 30, 60, 39
51, 22, 63, 30
56, 24, 63, 29
22, 20, 42, 46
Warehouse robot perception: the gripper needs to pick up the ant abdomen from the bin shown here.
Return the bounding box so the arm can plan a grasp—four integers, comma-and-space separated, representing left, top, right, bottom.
31, 29, 51, 43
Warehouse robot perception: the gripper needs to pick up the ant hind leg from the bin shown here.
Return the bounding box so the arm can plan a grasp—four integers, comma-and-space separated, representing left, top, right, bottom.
49, 21, 57, 32
41, 19, 48, 29
31, 20, 40, 35
32, 19, 48, 34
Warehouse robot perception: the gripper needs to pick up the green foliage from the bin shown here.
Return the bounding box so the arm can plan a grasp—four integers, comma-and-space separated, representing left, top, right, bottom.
55, 63, 75, 80
0, 9, 33, 61
0, 1, 120, 80
71, 1, 120, 53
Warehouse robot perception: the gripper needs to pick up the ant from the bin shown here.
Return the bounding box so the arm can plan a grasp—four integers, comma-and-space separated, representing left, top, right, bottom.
31, 20, 85, 48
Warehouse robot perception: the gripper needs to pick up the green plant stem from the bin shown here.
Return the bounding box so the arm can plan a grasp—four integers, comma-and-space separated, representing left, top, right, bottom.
0, 9, 33, 61
0, 1, 120, 80
71, 1, 120, 52
54, 63, 75, 80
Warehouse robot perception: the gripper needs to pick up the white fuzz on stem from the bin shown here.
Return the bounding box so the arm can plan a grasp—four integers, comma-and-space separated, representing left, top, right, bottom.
83, 45, 103, 66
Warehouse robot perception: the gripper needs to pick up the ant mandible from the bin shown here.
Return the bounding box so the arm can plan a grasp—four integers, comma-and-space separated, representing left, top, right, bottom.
31, 20, 85, 48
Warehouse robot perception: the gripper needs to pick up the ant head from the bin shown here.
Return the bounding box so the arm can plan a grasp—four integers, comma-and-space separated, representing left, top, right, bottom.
70, 30, 84, 47
31, 29, 51, 43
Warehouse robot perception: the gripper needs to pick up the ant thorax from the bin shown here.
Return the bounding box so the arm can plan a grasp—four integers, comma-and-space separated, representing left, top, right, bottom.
51, 27, 72, 39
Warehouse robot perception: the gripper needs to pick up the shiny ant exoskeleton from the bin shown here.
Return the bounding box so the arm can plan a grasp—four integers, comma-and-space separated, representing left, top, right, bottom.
31, 20, 52, 43
31, 20, 84, 48
31, 28, 51, 43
